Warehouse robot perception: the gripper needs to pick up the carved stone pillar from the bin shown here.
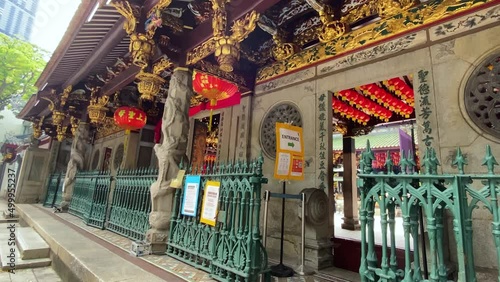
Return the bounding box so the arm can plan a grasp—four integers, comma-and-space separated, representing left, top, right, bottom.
341, 137, 360, 230
60, 122, 89, 211
146, 68, 193, 253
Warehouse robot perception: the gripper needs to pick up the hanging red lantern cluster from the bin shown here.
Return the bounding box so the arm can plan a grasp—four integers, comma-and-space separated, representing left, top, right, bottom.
332, 97, 371, 125
114, 106, 147, 133
373, 151, 401, 169
336, 90, 393, 122
358, 84, 414, 118
382, 78, 415, 106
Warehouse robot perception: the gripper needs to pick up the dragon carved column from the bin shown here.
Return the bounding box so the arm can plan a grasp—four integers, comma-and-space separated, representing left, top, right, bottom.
60, 122, 89, 211
146, 68, 193, 253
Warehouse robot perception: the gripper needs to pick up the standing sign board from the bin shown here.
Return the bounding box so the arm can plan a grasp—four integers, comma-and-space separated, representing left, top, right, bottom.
181, 175, 201, 217
200, 180, 221, 226
274, 123, 305, 181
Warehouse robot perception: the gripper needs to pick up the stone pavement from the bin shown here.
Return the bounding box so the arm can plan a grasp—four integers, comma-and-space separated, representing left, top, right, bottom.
0, 267, 61, 282
17, 203, 358, 282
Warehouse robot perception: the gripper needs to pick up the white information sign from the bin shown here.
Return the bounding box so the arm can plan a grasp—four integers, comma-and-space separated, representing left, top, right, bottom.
278, 127, 302, 153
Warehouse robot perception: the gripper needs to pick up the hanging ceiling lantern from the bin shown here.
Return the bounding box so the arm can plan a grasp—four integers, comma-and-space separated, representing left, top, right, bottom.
192, 70, 241, 130
113, 106, 147, 134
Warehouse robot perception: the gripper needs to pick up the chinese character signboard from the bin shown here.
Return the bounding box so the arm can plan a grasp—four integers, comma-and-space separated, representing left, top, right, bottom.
274, 123, 304, 181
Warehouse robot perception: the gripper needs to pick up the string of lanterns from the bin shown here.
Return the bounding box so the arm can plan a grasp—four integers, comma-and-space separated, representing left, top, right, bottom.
335, 90, 393, 122
358, 83, 414, 118
332, 97, 371, 125
382, 78, 415, 106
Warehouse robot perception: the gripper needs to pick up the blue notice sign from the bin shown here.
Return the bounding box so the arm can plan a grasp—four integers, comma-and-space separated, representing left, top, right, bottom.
181, 175, 201, 216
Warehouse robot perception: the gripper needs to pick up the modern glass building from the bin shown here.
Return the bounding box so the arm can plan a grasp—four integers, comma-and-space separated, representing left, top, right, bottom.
0, 0, 40, 40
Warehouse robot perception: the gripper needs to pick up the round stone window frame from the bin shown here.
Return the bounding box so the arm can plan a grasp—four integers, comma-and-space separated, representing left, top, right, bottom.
459, 49, 500, 143
259, 101, 303, 159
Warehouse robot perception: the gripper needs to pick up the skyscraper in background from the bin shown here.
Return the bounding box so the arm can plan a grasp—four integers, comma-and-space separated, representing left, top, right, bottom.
0, 0, 40, 41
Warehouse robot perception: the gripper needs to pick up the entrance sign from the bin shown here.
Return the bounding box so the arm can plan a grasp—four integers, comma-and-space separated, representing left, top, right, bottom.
274, 123, 305, 181
200, 180, 221, 226
181, 175, 201, 216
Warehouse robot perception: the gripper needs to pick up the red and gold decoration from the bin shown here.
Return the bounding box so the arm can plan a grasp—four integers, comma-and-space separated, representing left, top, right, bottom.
358, 84, 414, 118
335, 90, 393, 122
332, 97, 370, 125
382, 78, 415, 106
192, 70, 241, 130
114, 106, 147, 134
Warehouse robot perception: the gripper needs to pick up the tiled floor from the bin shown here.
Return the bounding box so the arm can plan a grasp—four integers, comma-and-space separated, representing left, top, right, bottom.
0, 267, 62, 282
54, 210, 344, 282
55, 212, 214, 282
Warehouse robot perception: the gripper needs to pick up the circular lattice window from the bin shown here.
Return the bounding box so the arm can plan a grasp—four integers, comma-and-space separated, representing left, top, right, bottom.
465, 53, 500, 138
113, 143, 124, 170
91, 150, 100, 170
260, 102, 303, 159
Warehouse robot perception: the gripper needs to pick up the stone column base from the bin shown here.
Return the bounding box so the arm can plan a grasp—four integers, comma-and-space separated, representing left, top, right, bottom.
341, 217, 360, 230
305, 238, 334, 270
146, 228, 169, 254
60, 201, 70, 212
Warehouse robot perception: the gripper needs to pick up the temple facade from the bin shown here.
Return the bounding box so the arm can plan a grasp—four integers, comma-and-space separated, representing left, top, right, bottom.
11, 0, 500, 281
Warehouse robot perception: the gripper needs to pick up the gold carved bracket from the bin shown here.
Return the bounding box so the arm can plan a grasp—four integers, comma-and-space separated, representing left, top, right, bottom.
305, 0, 349, 43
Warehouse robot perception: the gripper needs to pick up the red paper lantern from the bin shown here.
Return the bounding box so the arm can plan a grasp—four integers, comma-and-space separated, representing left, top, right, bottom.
192, 70, 241, 130
114, 106, 147, 133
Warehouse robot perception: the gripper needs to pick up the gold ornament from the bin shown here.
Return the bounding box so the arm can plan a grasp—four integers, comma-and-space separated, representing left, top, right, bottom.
87, 94, 109, 125
32, 117, 44, 139
70, 116, 80, 136
305, 0, 349, 43
111, 0, 173, 68
187, 38, 216, 65
130, 33, 155, 69
51, 110, 66, 126
136, 71, 166, 101
152, 57, 173, 75
209, 0, 259, 72
257, 0, 487, 83
272, 33, 301, 61
56, 124, 68, 142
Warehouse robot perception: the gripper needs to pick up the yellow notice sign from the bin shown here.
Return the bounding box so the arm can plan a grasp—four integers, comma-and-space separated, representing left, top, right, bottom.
170, 170, 186, 189
200, 181, 221, 226
274, 123, 305, 181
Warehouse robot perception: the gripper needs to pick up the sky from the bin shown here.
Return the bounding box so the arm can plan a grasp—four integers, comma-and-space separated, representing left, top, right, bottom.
30, 0, 82, 53
1, 0, 81, 142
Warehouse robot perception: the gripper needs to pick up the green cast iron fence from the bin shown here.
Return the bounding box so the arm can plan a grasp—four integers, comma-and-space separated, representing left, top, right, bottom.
167, 157, 269, 282
43, 173, 61, 207
85, 172, 112, 229
107, 168, 156, 241
358, 143, 500, 282
69, 171, 98, 219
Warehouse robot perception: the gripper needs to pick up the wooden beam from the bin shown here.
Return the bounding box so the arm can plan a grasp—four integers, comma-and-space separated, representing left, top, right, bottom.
101, 65, 141, 96
182, 0, 282, 52
64, 18, 127, 88
35, 0, 99, 89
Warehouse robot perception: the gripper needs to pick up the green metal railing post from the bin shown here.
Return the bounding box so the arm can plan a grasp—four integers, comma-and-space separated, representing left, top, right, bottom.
358, 142, 500, 282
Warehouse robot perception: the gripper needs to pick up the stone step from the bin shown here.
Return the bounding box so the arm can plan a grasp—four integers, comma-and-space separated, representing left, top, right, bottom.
0, 245, 51, 271
3, 209, 18, 219
16, 227, 50, 260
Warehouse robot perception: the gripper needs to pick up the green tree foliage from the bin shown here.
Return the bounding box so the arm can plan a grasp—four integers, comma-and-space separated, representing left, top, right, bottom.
0, 33, 48, 114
